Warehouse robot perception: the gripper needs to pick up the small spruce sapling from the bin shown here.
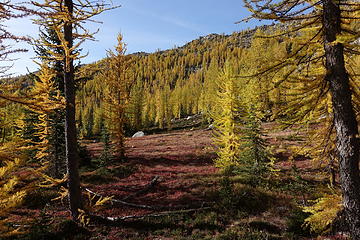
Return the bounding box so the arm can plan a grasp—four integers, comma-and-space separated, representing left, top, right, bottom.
236, 105, 274, 186
98, 126, 113, 167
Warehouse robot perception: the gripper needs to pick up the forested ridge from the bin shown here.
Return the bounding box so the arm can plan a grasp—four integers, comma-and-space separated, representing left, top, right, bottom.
76, 25, 282, 138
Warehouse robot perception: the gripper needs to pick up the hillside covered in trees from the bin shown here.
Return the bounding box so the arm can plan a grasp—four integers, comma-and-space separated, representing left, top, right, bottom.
76, 26, 282, 137
1, 0, 360, 239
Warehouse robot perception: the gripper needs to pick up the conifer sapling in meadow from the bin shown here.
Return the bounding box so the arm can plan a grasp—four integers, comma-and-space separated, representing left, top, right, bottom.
102, 34, 133, 160
237, 105, 274, 186
212, 57, 275, 185
212, 62, 242, 169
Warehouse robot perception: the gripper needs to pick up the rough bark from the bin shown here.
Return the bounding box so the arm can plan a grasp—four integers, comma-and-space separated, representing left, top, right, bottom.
64, 0, 82, 220
323, 1, 360, 238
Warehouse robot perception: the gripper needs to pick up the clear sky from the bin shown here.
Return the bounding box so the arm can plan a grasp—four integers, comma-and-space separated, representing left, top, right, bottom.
6, 0, 261, 75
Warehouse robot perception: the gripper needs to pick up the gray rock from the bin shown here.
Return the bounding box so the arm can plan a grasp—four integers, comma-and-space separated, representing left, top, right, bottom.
132, 131, 145, 138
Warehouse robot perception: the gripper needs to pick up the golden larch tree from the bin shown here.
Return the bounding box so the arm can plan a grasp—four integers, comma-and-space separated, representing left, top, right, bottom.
102, 34, 133, 160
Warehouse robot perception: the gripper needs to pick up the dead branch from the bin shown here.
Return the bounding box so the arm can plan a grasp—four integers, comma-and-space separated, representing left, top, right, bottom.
122, 176, 160, 201
83, 177, 209, 211
90, 207, 211, 224
83, 187, 157, 210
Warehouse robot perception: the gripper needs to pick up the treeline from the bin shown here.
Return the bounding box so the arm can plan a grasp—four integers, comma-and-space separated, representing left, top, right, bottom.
77, 26, 287, 138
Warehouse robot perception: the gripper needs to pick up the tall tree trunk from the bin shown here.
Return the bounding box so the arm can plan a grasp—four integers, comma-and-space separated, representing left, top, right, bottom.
64, 0, 82, 220
323, 1, 360, 238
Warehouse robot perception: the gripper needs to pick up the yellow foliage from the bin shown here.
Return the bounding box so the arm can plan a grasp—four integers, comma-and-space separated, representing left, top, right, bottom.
76, 191, 113, 226
0, 140, 29, 237
51, 186, 69, 203
78, 208, 91, 227
303, 193, 342, 233
31, 62, 64, 113
102, 33, 133, 159
38, 173, 68, 188
30, 62, 65, 166
94, 195, 113, 207
212, 62, 243, 168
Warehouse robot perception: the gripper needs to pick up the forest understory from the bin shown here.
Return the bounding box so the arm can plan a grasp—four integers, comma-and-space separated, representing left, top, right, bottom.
4, 121, 348, 240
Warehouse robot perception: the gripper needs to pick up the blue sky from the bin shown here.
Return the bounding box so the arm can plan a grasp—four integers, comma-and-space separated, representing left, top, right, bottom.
7, 0, 261, 75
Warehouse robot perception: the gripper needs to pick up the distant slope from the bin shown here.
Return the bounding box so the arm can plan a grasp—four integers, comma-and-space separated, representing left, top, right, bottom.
76, 24, 282, 137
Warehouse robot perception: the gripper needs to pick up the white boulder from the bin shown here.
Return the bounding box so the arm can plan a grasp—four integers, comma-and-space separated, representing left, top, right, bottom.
132, 131, 145, 138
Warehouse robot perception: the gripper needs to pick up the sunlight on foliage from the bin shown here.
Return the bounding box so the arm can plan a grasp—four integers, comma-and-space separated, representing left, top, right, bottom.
38, 173, 68, 188
0, 142, 28, 237
212, 62, 242, 168
303, 193, 342, 233
78, 208, 91, 227
76, 191, 113, 226
51, 186, 69, 203
102, 34, 133, 159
